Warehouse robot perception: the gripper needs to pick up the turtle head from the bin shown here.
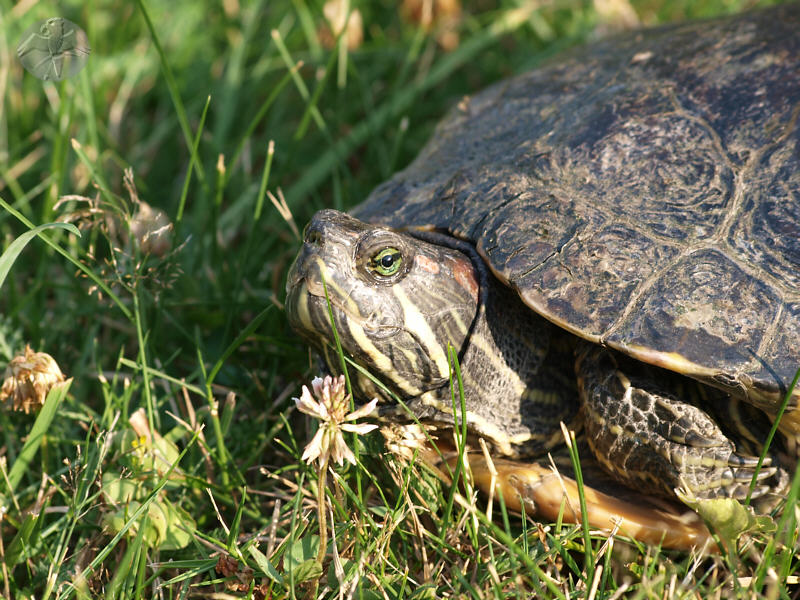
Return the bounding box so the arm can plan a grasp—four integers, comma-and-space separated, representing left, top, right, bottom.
286, 209, 479, 403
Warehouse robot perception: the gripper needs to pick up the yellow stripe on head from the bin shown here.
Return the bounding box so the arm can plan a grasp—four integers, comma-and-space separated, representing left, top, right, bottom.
346, 315, 423, 396
394, 286, 451, 381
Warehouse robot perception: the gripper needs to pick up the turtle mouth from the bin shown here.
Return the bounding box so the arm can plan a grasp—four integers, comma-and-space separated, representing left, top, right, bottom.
287, 254, 355, 315
285, 259, 333, 336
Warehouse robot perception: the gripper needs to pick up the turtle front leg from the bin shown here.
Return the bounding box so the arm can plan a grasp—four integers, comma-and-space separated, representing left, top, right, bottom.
575, 344, 784, 501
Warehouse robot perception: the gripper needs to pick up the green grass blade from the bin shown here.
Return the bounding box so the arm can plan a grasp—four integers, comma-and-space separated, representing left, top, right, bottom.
207, 305, 273, 386
105, 516, 146, 600
0, 197, 132, 320
227, 486, 247, 553
4, 504, 44, 567
271, 29, 327, 135
254, 141, 275, 221
5, 379, 72, 493
0, 222, 80, 290
561, 423, 595, 587
135, 0, 205, 183
440, 345, 472, 545
226, 65, 299, 184
294, 44, 337, 140
176, 95, 211, 222
745, 366, 800, 504
70, 139, 115, 206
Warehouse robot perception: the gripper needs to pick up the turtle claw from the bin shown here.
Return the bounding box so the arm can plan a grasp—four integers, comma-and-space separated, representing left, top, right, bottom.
729, 463, 776, 484
577, 345, 790, 501
679, 459, 785, 501
681, 430, 724, 448
728, 453, 769, 468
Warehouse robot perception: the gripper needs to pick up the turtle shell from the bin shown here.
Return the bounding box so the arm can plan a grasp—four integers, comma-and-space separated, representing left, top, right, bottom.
352, 5, 800, 421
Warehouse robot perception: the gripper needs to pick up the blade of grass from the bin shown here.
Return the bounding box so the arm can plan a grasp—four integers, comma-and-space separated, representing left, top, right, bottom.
135, 0, 205, 183
131, 285, 163, 472
294, 41, 337, 140
319, 276, 365, 508
221, 149, 277, 340
461, 497, 567, 599
4, 508, 43, 568
776, 460, 800, 582
752, 367, 800, 590
560, 422, 595, 588
207, 305, 273, 387
745, 367, 800, 504
226, 486, 247, 553
211, 0, 266, 150
226, 64, 300, 184
70, 138, 115, 207
176, 94, 211, 222
106, 512, 147, 600
254, 140, 275, 221
292, 0, 323, 61
441, 345, 476, 548
285, 471, 307, 600
44, 79, 74, 215
335, 2, 350, 89
271, 29, 327, 134
78, 64, 100, 166
0, 222, 79, 290
5, 380, 71, 493
117, 358, 206, 396
0, 196, 132, 320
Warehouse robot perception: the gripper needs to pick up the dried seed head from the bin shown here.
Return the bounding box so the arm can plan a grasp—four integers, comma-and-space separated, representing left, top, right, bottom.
129, 201, 173, 257
401, 0, 462, 50
1, 345, 66, 413
320, 0, 363, 50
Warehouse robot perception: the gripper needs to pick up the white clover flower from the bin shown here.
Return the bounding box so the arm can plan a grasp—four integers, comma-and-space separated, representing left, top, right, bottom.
294, 374, 378, 466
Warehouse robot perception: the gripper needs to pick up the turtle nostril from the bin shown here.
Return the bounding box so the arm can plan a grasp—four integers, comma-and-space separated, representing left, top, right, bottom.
304, 225, 323, 246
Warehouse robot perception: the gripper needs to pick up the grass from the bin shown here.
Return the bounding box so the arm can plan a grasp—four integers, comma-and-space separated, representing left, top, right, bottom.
0, 0, 797, 597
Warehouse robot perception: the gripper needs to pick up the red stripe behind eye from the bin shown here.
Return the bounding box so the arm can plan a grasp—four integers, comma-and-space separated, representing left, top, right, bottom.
451, 257, 479, 303
415, 254, 440, 274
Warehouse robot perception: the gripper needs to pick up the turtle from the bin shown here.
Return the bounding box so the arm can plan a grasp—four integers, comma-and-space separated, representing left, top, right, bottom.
285, 4, 800, 549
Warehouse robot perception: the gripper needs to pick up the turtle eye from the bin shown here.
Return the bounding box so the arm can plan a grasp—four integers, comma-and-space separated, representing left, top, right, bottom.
369, 247, 403, 277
